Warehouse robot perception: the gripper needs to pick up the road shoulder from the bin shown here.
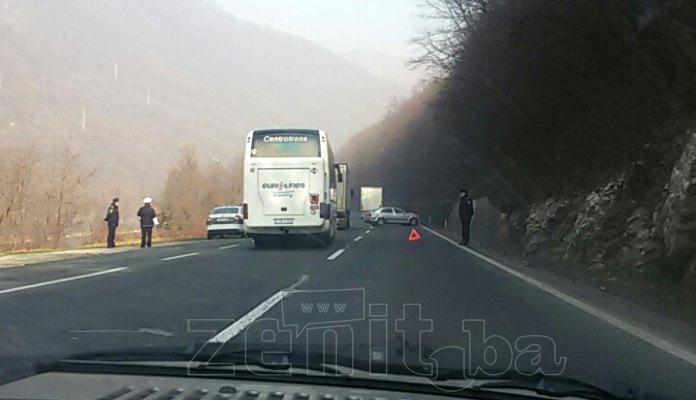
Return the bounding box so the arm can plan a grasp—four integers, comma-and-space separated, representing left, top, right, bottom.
423, 225, 696, 366
0, 240, 202, 269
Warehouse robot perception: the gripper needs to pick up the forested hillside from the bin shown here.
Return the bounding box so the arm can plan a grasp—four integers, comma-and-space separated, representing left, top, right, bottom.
0, 0, 399, 196
0, 0, 401, 247
342, 0, 696, 312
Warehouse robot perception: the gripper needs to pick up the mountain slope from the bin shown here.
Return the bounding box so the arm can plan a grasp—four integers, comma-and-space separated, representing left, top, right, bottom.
0, 0, 399, 197
342, 49, 426, 96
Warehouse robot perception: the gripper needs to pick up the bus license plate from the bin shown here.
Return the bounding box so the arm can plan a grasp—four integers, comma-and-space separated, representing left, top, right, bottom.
274, 218, 294, 225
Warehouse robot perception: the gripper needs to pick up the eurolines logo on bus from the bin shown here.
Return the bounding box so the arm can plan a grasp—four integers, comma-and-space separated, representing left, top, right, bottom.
262, 182, 307, 189
264, 135, 309, 143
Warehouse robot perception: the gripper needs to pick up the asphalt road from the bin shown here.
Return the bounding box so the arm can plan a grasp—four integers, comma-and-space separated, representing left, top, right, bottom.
0, 220, 695, 398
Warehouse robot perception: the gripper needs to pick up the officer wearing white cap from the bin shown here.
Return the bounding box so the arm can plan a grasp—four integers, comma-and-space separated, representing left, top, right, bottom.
136, 197, 157, 248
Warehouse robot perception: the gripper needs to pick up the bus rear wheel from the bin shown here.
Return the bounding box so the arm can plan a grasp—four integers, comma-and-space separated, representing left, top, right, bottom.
314, 233, 333, 248
253, 235, 273, 248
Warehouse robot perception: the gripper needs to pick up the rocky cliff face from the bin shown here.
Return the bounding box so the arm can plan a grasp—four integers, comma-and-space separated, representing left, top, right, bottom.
659, 129, 696, 289
508, 128, 696, 296
437, 127, 696, 305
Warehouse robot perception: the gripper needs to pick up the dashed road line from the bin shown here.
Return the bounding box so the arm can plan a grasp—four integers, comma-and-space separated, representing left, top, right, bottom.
353, 235, 364, 242
326, 248, 346, 261
422, 225, 696, 367
161, 252, 199, 261
208, 275, 309, 343
0, 267, 129, 295
218, 244, 239, 250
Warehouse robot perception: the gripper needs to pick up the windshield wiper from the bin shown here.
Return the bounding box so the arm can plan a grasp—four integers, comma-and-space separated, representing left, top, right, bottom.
57, 344, 350, 377
194, 354, 348, 377
458, 372, 632, 400
53, 345, 636, 400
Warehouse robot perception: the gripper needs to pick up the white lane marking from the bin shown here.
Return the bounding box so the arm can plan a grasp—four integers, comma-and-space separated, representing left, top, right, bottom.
422, 226, 696, 367
161, 252, 199, 261
0, 267, 128, 295
218, 244, 239, 250
353, 235, 364, 242
209, 275, 308, 343
365, 229, 371, 234
326, 248, 346, 261
69, 328, 174, 337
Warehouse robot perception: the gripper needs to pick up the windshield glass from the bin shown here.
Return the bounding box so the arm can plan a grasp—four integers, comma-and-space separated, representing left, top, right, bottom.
212, 207, 239, 215
1, 1, 695, 399
251, 130, 321, 158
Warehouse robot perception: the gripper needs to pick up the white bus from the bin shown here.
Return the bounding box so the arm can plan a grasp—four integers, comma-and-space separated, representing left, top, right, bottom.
242, 128, 337, 247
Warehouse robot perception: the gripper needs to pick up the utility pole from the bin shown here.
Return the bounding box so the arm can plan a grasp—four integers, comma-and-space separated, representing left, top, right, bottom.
81, 107, 86, 131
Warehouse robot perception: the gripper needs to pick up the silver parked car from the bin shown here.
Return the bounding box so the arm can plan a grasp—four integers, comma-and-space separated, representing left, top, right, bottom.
364, 207, 420, 226
206, 205, 244, 239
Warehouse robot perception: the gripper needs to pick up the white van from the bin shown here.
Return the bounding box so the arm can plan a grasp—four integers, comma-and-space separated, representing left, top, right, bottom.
242, 128, 337, 247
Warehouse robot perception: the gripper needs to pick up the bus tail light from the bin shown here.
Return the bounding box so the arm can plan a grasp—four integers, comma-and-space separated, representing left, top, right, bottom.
242, 203, 249, 220
310, 193, 320, 205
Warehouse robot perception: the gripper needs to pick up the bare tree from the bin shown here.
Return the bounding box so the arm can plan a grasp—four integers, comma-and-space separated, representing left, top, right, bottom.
160, 145, 204, 235
44, 146, 97, 245
0, 144, 97, 250
160, 145, 243, 237
0, 145, 38, 231
411, 0, 491, 75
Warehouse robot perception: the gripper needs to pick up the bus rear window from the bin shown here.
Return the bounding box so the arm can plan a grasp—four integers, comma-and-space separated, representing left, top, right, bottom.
251, 130, 320, 158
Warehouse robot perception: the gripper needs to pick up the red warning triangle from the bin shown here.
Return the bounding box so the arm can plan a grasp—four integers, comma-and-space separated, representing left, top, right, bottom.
408, 228, 421, 241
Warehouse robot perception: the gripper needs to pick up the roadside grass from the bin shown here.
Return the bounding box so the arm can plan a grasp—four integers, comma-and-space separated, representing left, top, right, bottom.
79, 235, 202, 249
0, 247, 61, 257
0, 234, 202, 257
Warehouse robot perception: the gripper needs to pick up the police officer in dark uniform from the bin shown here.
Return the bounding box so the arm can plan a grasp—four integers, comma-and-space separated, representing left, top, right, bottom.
137, 197, 157, 248
104, 197, 120, 248
458, 189, 474, 245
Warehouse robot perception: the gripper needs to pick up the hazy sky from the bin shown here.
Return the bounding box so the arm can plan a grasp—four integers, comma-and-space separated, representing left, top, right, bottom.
218, 0, 426, 58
